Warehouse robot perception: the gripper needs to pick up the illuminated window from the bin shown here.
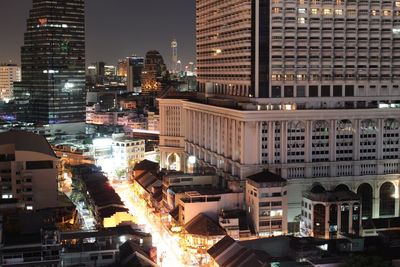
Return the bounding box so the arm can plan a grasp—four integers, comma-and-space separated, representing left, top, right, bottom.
298, 8, 306, 14
298, 17, 306, 24
323, 9, 332, 15
336, 0, 342, 5
347, 9, 356, 16
311, 8, 318, 15
383, 10, 391, 16
272, 7, 281, 14
298, 0, 305, 4
371, 10, 378, 16
396, 1, 400, 7
335, 9, 343, 15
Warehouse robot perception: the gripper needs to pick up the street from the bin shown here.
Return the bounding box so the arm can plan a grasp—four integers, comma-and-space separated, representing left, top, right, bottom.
113, 182, 197, 267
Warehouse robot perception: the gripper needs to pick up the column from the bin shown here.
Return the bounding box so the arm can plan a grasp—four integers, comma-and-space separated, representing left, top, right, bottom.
372, 183, 380, 218
353, 119, 360, 161
256, 121, 261, 164
240, 121, 245, 164
281, 121, 288, 164
325, 205, 330, 239
329, 119, 336, 162
395, 183, 400, 217
268, 121, 275, 164
377, 118, 384, 160
337, 203, 342, 233
348, 203, 354, 234
232, 119, 237, 161
305, 120, 312, 163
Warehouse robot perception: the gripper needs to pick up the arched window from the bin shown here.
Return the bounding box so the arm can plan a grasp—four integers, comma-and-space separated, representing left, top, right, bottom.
287, 121, 306, 163
383, 119, 400, 159
336, 119, 354, 161
335, 184, 350, 192
359, 120, 377, 160
340, 203, 350, 233
314, 204, 326, 238
380, 182, 395, 216
311, 184, 326, 193
357, 183, 373, 219
329, 204, 338, 238
312, 120, 330, 162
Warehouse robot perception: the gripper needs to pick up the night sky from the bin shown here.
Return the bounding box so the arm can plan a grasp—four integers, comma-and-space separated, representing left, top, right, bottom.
0, 0, 196, 68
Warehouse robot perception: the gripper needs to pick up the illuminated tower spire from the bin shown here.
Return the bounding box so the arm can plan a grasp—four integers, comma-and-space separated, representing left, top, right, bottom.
171, 39, 178, 74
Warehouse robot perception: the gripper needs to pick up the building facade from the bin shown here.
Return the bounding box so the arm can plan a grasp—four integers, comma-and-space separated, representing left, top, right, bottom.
14, 0, 86, 128
127, 56, 144, 92
141, 51, 167, 94
0, 132, 59, 211
112, 138, 145, 171
0, 64, 21, 101
246, 171, 288, 236
160, 0, 400, 230
159, 98, 400, 223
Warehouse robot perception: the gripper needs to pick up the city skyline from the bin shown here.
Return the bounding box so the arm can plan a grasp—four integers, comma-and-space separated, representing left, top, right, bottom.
0, 0, 196, 67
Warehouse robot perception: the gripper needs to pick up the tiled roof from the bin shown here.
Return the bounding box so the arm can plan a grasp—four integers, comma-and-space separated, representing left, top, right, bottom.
184, 213, 226, 236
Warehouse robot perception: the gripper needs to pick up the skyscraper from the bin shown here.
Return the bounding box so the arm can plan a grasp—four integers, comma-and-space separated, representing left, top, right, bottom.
14, 0, 86, 129
160, 0, 400, 233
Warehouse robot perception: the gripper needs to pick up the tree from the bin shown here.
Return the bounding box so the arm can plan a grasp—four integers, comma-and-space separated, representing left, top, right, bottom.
115, 168, 126, 179
343, 255, 391, 267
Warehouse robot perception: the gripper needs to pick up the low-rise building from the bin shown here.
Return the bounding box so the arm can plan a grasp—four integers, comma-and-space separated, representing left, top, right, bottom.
61, 225, 152, 266
301, 190, 361, 239
112, 137, 145, 171
162, 173, 220, 210
176, 190, 243, 225
246, 171, 288, 237
0, 131, 60, 210
183, 213, 226, 263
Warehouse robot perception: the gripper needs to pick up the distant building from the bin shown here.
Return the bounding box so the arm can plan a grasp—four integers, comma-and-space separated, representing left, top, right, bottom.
117, 58, 128, 77
127, 56, 144, 92
112, 137, 145, 171
141, 50, 168, 94
0, 131, 60, 211
104, 65, 116, 77
171, 39, 178, 74
0, 64, 21, 101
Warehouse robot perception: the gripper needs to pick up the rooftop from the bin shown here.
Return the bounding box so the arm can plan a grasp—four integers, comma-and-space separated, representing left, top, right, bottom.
133, 159, 159, 171
303, 190, 360, 203
208, 235, 271, 267
0, 131, 56, 157
184, 213, 226, 236
247, 170, 287, 184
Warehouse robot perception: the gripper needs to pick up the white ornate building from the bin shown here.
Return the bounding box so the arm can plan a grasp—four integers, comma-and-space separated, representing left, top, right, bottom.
159, 98, 400, 223
159, 0, 400, 228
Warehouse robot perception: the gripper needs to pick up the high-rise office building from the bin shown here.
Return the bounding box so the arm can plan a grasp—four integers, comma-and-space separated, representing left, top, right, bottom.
160, 0, 400, 234
14, 0, 86, 129
127, 56, 144, 92
0, 64, 21, 101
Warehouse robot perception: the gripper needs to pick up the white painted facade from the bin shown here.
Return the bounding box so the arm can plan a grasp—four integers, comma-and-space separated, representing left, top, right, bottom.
159, 98, 400, 223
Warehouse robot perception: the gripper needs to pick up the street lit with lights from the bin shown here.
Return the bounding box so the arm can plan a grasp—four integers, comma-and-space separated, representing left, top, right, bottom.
112, 182, 199, 267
